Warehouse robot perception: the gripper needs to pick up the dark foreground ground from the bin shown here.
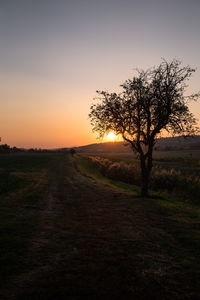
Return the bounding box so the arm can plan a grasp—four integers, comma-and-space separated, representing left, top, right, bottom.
0, 153, 199, 300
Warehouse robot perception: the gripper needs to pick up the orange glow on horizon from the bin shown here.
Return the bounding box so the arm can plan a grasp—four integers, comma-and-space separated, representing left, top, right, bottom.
105, 131, 118, 141
1, 1, 200, 149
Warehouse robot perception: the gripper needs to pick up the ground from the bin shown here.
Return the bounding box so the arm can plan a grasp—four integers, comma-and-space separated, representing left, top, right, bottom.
0, 153, 199, 300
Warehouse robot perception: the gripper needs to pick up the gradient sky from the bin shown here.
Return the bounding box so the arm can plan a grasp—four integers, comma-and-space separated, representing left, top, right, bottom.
0, 0, 200, 148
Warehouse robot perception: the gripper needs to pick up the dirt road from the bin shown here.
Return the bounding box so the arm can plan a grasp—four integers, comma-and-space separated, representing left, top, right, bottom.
0, 154, 199, 300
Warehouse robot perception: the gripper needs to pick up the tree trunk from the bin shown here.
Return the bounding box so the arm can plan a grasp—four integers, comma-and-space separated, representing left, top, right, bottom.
140, 148, 153, 197
141, 167, 150, 196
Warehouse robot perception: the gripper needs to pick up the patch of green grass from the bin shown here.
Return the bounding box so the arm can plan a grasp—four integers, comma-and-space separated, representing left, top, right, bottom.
0, 208, 37, 281
75, 155, 140, 194
0, 172, 29, 195
0, 153, 52, 170
75, 154, 200, 213
0, 153, 61, 285
76, 154, 200, 295
0, 190, 43, 285
77, 153, 200, 204
144, 197, 200, 273
75, 155, 168, 199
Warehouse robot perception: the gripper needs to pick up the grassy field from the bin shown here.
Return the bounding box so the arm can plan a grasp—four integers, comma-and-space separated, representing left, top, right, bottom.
75, 153, 200, 199
81, 149, 200, 159
75, 154, 200, 298
78, 150, 200, 202
81, 150, 200, 180
0, 152, 200, 299
0, 153, 60, 286
81, 149, 200, 167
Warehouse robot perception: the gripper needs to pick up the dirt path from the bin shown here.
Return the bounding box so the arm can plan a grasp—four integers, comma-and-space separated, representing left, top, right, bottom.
0, 154, 198, 300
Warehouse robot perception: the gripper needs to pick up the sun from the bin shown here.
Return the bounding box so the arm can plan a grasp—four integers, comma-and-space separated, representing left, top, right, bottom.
106, 131, 117, 141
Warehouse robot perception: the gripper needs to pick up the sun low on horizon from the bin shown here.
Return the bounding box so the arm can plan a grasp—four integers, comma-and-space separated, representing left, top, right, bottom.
104, 131, 119, 142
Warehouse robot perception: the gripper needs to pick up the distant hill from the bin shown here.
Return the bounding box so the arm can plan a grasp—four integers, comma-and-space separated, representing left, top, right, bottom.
154, 135, 200, 151
75, 135, 200, 154
75, 141, 131, 153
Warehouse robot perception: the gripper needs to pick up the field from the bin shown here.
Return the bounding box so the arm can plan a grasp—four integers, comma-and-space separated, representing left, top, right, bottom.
81, 149, 200, 163
79, 149, 200, 202
0, 154, 56, 286
0, 152, 200, 299
80, 149, 200, 176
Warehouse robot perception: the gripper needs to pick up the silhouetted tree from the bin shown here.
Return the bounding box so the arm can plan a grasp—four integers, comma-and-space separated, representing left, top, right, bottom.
0, 144, 10, 153
89, 59, 199, 196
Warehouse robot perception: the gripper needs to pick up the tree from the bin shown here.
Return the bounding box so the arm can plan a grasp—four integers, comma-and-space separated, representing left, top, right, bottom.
89, 59, 199, 196
0, 144, 10, 154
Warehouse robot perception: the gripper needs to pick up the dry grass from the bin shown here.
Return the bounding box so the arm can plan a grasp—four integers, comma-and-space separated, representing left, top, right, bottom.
78, 154, 200, 202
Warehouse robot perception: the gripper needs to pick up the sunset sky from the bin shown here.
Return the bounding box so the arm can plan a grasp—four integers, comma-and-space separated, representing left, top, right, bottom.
0, 0, 200, 148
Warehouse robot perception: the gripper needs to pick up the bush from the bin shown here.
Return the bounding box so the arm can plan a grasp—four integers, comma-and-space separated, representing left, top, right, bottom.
150, 167, 200, 199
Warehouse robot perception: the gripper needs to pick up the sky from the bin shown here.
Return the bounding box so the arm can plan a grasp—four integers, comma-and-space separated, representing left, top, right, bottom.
0, 0, 200, 148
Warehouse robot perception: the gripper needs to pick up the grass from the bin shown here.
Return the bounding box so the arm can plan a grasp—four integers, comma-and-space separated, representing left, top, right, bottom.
83, 149, 200, 160
75, 154, 200, 206
75, 154, 200, 297
0, 153, 200, 299
0, 153, 61, 286
75, 153, 200, 295
75, 153, 200, 232
82, 149, 200, 167
76, 153, 200, 203
75, 154, 140, 194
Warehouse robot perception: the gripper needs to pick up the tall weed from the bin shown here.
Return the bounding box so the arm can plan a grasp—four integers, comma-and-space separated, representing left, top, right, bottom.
86, 156, 200, 202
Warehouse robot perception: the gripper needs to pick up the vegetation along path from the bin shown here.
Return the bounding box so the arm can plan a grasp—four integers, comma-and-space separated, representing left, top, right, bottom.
0, 153, 199, 299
